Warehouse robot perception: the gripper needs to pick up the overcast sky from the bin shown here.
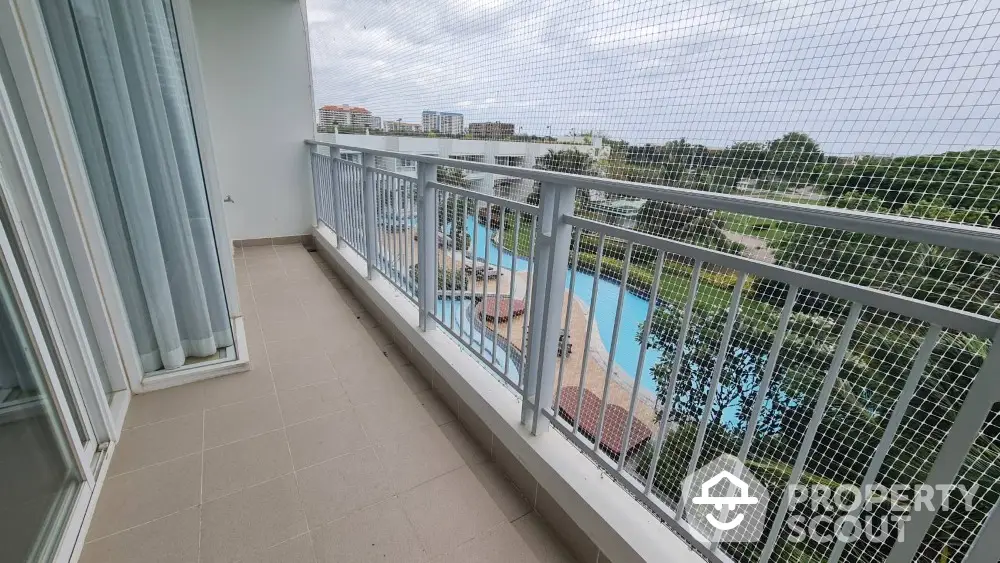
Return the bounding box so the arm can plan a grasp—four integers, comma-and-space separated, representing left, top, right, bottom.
306, 0, 1000, 155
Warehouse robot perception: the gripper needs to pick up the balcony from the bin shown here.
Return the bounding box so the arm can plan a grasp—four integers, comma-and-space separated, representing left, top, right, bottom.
79, 244, 580, 563
76, 137, 1000, 563
5, 0, 999, 562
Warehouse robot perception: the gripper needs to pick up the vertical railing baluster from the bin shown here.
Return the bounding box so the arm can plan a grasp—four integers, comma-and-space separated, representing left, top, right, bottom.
417, 162, 437, 331
490, 207, 507, 366
966, 502, 1000, 563
825, 324, 941, 563
574, 233, 606, 436
554, 229, 582, 422
707, 284, 800, 552
645, 260, 702, 495
884, 329, 1000, 563
525, 183, 576, 433
518, 217, 537, 391
594, 242, 637, 453
759, 302, 863, 563
310, 148, 322, 226
618, 250, 665, 472
330, 148, 345, 247
362, 152, 377, 277
677, 272, 747, 521
478, 204, 493, 358
503, 211, 523, 380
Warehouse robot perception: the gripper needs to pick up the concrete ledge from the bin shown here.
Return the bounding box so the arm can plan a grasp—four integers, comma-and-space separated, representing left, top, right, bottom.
312, 225, 701, 563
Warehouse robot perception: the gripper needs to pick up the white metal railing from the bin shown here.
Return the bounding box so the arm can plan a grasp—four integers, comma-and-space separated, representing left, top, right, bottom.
306, 139, 1000, 563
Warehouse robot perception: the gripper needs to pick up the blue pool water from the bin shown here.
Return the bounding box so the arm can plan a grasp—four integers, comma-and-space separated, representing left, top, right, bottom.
459, 217, 662, 393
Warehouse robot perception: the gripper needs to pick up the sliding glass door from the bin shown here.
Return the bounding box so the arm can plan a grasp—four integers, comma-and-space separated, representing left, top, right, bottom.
0, 172, 85, 563
39, 0, 234, 379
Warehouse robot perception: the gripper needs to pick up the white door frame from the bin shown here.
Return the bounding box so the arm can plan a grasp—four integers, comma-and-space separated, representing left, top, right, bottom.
0, 0, 144, 399
0, 0, 249, 394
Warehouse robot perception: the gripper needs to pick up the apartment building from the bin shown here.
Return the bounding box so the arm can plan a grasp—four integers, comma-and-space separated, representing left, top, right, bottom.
421, 110, 440, 132
469, 121, 516, 138
317, 105, 378, 130
384, 120, 422, 133
422, 110, 464, 134
439, 112, 464, 135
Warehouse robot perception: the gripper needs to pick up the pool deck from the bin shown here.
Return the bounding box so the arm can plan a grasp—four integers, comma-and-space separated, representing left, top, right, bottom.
380, 228, 659, 432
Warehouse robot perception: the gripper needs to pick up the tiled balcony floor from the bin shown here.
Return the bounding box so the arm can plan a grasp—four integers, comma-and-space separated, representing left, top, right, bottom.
80, 243, 579, 563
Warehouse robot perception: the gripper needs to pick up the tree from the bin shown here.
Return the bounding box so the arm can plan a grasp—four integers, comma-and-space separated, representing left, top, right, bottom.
436, 167, 470, 231
535, 148, 596, 175
635, 201, 744, 254
768, 192, 1000, 318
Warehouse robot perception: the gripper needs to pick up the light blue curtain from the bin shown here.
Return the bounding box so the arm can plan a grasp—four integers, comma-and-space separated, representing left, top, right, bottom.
40, 0, 232, 372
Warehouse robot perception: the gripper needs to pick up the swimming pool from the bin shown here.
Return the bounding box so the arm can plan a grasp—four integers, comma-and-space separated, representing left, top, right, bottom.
462, 217, 662, 393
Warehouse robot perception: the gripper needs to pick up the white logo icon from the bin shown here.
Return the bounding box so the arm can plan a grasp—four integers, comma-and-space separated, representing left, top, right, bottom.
691, 470, 760, 530
681, 455, 769, 543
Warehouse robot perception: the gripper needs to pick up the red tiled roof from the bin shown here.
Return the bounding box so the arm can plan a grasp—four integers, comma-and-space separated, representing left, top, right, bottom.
557, 386, 653, 459
319, 104, 370, 113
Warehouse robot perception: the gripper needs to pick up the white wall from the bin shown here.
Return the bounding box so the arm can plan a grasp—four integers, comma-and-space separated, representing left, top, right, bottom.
190, 0, 314, 240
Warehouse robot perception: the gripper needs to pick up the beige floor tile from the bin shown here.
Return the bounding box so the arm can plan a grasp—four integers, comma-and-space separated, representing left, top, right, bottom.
123, 384, 205, 429
354, 393, 437, 443
265, 336, 333, 366
202, 430, 293, 501
414, 389, 456, 426
255, 300, 306, 325
89, 454, 202, 539
260, 318, 325, 343
200, 366, 275, 409
109, 412, 203, 476
311, 498, 428, 563
327, 340, 394, 379
468, 462, 532, 522
270, 355, 339, 391
239, 533, 316, 563
295, 448, 394, 527
278, 380, 351, 425
204, 395, 283, 448
338, 365, 416, 406
512, 514, 580, 563
79, 507, 200, 563
439, 422, 489, 466
200, 475, 307, 563
400, 467, 508, 557
285, 408, 370, 468
375, 424, 465, 494
431, 523, 538, 563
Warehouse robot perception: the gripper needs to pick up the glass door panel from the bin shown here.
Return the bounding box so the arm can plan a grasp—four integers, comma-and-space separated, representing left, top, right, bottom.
0, 209, 82, 563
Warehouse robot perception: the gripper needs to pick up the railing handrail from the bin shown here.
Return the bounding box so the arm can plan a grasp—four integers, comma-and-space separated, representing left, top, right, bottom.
306, 139, 1000, 255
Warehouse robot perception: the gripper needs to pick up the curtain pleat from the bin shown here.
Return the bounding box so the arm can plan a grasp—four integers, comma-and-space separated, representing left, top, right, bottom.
41, 0, 232, 372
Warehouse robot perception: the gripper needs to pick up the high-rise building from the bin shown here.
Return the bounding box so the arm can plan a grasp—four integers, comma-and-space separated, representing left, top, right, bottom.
421, 110, 440, 132
468, 121, 515, 138
385, 120, 422, 133
317, 105, 378, 130
439, 112, 464, 135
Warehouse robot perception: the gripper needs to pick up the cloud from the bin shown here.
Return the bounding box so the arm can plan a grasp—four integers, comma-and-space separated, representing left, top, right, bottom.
305, 0, 1000, 154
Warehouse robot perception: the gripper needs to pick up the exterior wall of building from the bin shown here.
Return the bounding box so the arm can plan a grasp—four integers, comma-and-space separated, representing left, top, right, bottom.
318, 133, 599, 201
439, 112, 464, 135
469, 121, 515, 137
192, 0, 315, 239
421, 110, 440, 132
